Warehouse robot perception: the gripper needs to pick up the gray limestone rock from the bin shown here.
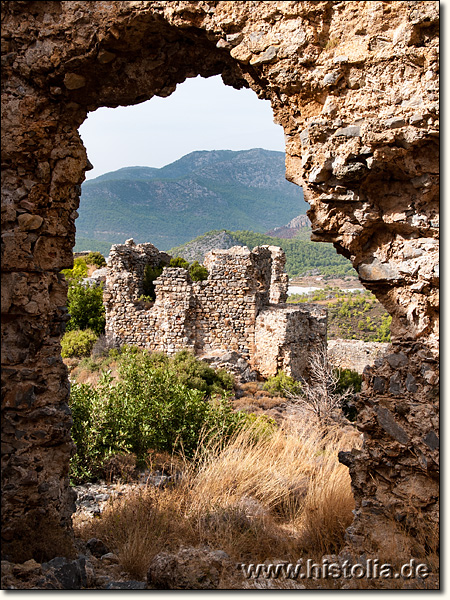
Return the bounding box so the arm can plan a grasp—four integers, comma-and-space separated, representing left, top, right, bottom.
41, 556, 87, 590
423, 430, 439, 451
334, 125, 361, 137
358, 258, 401, 282
375, 406, 409, 445
386, 352, 408, 368
250, 46, 277, 65
385, 117, 406, 129
323, 71, 342, 86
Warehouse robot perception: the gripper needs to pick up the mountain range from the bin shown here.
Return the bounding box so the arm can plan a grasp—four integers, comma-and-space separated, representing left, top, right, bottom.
75, 149, 308, 251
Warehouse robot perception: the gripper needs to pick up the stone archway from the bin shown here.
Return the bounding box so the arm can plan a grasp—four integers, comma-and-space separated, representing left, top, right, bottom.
1, 1, 439, 562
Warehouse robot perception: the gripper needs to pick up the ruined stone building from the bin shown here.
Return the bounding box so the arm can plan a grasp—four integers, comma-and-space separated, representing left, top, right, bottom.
104, 240, 327, 379
2, 1, 439, 564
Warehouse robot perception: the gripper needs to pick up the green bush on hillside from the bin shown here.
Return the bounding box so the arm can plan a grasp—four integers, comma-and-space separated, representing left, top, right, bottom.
61, 258, 88, 283
61, 329, 98, 358
85, 251, 107, 268
263, 371, 303, 397
66, 282, 106, 336
169, 257, 208, 282
374, 314, 392, 342
171, 350, 234, 396
69, 348, 253, 483
169, 256, 190, 269
61, 257, 106, 338
334, 368, 362, 394
188, 260, 208, 282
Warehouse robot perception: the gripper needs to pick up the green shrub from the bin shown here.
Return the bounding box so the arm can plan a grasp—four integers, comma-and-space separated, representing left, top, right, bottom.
373, 314, 392, 342
66, 282, 106, 336
69, 349, 249, 483
168, 257, 208, 281
85, 251, 107, 268
61, 329, 98, 358
189, 260, 208, 282
61, 258, 88, 283
334, 368, 362, 394
333, 368, 362, 421
170, 350, 234, 396
169, 256, 190, 269
262, 371, 303, 397
78, 356, 103, 372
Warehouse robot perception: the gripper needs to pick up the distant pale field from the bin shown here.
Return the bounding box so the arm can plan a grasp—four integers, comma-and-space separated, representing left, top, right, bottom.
288, 285, 362, 295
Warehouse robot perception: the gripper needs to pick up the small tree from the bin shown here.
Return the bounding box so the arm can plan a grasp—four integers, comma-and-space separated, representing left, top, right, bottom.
85, 251, 106, 268
189, 260, 208, 282
66, 282, 106, 336
61, 258, 88, 283
263, 371, 303, 397
286, 347, 354, 421
169, 256, 190, 269
169, 257, 208, 281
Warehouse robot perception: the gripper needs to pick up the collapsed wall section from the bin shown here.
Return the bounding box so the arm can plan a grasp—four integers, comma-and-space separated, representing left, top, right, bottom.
253, 304, 327, 379
328, 339, 391, 375
103, 242, 325, 380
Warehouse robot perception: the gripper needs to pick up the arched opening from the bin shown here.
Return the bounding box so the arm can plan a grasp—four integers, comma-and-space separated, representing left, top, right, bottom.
75, 74, 300, 251
4, 14, 311, 562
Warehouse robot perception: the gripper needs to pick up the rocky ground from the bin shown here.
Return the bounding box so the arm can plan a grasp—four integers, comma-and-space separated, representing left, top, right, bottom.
1, 471, 309, 590
2, 411, 436, 590
1, 478, 154, 590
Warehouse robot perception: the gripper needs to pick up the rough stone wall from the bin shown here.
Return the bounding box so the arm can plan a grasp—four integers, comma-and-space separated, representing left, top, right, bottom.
253, 304, 327, 378
328, 339, 391, 375
104, 241, 322, 379
1, 1, 438, 561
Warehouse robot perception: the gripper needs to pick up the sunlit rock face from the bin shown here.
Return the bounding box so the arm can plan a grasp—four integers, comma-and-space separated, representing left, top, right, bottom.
1, 1, 438, 561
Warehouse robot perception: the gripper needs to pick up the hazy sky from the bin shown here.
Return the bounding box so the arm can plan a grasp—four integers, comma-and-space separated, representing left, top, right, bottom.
79, 75, 285, 180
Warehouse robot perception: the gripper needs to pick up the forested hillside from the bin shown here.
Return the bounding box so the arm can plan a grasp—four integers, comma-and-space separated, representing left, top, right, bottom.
170, 229, 356, 278
75, 149, 308, 251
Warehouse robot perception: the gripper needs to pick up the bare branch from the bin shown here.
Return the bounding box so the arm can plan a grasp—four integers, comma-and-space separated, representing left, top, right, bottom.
285, 347, 354, 421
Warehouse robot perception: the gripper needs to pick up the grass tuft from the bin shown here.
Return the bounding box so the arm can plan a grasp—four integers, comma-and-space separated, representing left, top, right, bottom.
74, 415, 361, 581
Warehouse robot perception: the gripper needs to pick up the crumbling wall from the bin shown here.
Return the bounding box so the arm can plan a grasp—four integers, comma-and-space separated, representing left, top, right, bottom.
328, 339, 391, 375
1, 1, 439, 562
104, 241, 322, 379
253, 304, 327, 379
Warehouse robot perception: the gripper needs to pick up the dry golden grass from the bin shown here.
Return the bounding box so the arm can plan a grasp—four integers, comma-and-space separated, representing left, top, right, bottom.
67, 359, 119, 386
72, 368, 103, 386
146, 449, 186, 476
239, 381, 259, 395
232, 394, 285, 414
74, 415, 361, 581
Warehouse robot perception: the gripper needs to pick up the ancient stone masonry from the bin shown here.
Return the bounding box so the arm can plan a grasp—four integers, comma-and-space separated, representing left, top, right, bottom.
104, 240, 326, 380
328, 339, 390, 375
2, 1, 439, 562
